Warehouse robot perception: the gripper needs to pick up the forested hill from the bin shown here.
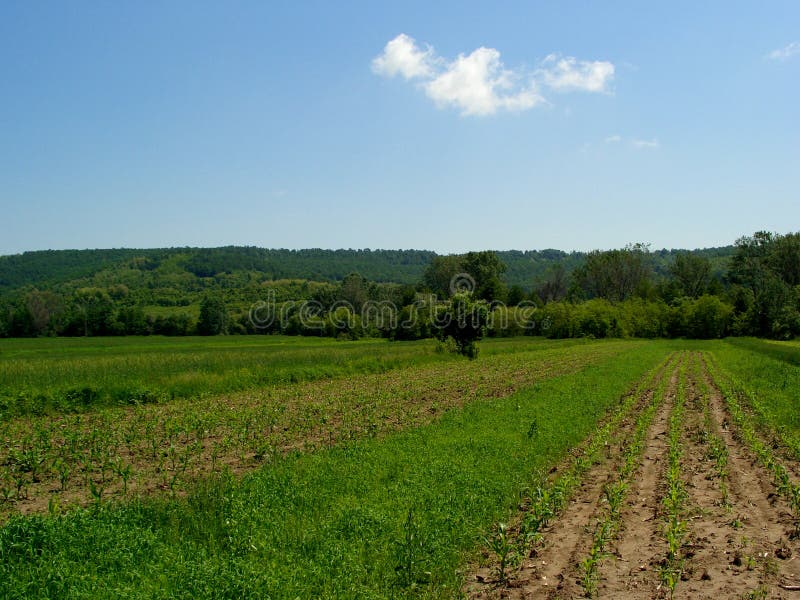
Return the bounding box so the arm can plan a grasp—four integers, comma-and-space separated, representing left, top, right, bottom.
0, 246, 735, 297
0, 248, 436, 293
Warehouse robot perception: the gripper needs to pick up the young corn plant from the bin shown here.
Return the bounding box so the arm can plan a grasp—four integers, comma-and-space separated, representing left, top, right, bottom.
579, 355, 676, 597
660, 363, 688, 598
487, 523, 517, 583
705, 353, 800, 537
692, 358, 730, 507
519, 353, 679, 559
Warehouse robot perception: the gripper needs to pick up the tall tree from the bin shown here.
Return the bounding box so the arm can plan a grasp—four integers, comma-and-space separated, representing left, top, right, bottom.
197, 296, 229, 335
462, 251, 507, 302
421, 255, 464, 299
338, 272, 369, 311
573, 243, 652, 302
729, 231, 800, 338
25, 289, 65, 335
435, 292, 489, 358
768, 232, 800, 286
668, 253, 711, 298
537, 263, 569, 304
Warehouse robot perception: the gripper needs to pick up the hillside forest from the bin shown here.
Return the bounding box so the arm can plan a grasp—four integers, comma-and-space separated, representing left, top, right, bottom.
0, 231, 798, 341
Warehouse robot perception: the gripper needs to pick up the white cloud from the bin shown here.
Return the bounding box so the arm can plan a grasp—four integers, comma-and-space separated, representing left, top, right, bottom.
631, 138, 660, 150
371, 33, 437, 79
767, 41, 800, 61
605, 134, 622, 143
372, 34, 613, 116
423, 47, 543, 116
538, 54, 615, 93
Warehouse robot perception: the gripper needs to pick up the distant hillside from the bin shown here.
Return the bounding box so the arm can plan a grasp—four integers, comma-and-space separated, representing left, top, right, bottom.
0, 245, 736, 299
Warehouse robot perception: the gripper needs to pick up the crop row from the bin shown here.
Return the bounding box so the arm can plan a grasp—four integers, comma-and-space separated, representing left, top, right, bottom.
0, 342, 632, 518
710, 342, 800, 462
705, 353, 800, 536
484, 351, 677, 582
579, 352, 678, 596
659, 359, 688, 597
689, 357, 730, 506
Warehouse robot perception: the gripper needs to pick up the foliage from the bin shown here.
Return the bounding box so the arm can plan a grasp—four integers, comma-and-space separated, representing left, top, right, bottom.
197, 296, 229, 335
1, 233, 798, 341
435, 292, 489, 358
572, 243, 653, 302
667, 252, 712, 299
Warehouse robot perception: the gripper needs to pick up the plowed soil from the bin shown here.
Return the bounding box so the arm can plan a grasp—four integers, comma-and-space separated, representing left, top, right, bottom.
468, 352, 800, 599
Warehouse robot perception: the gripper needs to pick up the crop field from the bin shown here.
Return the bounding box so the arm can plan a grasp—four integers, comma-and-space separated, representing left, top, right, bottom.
1, 336, 800, 598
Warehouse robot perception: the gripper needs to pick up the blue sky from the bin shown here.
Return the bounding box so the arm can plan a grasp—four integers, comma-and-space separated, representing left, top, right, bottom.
1, 1, 798, 255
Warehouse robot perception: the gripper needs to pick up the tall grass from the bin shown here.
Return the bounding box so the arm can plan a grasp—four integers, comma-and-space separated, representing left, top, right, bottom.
0, 336, 593, 418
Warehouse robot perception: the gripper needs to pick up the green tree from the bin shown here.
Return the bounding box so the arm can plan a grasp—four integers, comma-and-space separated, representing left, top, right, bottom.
435, 292, 489, 358
338, 272, 369, 312
462, 251, 507, 302
71, 288, 115, 336
116, 306, 150, 336
536, 263, 568, 304
684, 295, 733, 339
197, 296, 229, 335
668, 253, 711, 299
573, 243, 652, 302
25, 289, 65, 336
768, 232, 800, 286
506, 285, 526, 306
729, 231, 800, 337
421, 255, 464, 298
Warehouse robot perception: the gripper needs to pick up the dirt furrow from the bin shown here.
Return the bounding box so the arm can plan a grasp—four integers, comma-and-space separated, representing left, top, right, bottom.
593, 362, 680, 598
465, 355, 678, 599
503, 442, 622, 598
682, 359, 800, 598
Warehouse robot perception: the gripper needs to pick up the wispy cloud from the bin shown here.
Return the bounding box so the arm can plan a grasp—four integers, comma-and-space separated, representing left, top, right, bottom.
538, 54, 615, 93
596, 135, 660, 150
372, 34, 614, 116
767, 41, 800, 61
631, 138, 660, 150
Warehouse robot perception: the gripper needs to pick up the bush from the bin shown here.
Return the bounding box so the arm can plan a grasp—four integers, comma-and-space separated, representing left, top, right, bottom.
684, 295, 733, 339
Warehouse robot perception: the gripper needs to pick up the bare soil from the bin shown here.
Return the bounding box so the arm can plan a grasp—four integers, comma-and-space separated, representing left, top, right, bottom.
468, 352, 800, 599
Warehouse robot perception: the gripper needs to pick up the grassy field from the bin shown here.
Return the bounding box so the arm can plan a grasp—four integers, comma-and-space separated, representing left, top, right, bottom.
1, 335, 799, 597
0, 335, 594, 418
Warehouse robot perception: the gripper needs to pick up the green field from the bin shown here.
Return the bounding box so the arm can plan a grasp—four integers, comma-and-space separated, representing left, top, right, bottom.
0, 335, 600, 418
1, 335, 799, 597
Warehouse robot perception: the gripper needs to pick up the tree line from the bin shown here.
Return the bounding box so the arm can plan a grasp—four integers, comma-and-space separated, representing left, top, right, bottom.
0, 231, 797, 341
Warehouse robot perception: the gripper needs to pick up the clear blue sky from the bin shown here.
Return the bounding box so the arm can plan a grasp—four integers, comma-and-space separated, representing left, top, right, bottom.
1, 1, 798, 255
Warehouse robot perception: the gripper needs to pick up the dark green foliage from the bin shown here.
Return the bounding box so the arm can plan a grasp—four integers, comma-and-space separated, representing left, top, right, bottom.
536, 263, 569, 304
668, 252, 712, 299
462, 251, 508, 302
572, 243, 652, 302
421, 255, 464, 298
506, 285, 527, 306
528, 296, 733, 340
682, 295, 733, 339
435, 292, 489, 358
0, 236, 795, 341
197, 296, 228, 335
729, 231, 800, 338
